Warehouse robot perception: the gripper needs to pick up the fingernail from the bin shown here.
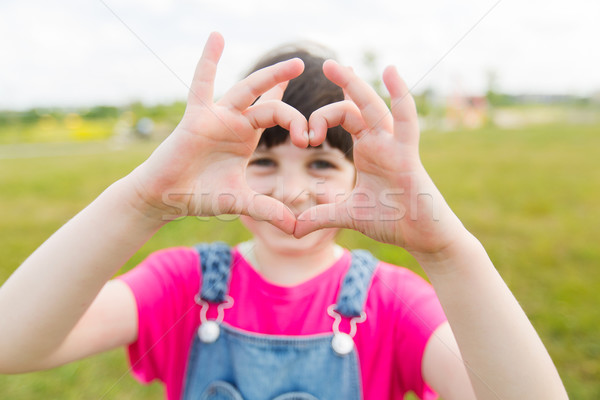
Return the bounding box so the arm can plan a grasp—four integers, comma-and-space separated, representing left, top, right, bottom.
303, 130, 309, 144
308, 130, 315, 143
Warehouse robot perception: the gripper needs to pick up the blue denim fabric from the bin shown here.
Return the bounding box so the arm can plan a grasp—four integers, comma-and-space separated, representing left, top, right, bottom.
334, 250, 378, 317
195, 242, 232, 303
183, 243, 378, 400
182, 325, 361, 400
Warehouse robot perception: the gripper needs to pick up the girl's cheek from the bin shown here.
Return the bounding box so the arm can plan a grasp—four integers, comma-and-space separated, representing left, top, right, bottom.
246, 173, 275, 195
315, 183, 352, 205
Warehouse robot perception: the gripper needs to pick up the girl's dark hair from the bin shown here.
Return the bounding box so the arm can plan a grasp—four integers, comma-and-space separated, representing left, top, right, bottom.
248, 44, 353, 161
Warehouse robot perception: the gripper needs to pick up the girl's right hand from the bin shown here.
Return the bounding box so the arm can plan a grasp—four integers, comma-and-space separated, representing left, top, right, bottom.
127, 32, 307, 234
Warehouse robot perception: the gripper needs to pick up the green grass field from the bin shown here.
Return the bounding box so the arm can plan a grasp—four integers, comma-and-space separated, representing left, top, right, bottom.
0, 122, 599, 399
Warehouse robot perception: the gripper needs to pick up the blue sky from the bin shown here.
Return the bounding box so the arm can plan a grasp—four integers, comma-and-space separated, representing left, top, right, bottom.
1, 0, 598, 109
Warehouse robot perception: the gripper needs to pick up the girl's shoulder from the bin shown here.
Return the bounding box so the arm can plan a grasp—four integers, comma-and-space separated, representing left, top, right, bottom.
368, 260, 439, 311
374, 260, 428, 282
142, 246, 200, 273
119, 246, 200, 293
141, 246, 199, 262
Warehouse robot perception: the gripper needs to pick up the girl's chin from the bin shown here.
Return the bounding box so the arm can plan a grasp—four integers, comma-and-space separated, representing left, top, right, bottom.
266, 224, 335, 245
241, 217, 338, 252
261, 233, 336, 256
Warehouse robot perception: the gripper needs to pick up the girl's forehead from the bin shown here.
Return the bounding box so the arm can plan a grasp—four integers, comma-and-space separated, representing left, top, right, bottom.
254, 140, 341, 155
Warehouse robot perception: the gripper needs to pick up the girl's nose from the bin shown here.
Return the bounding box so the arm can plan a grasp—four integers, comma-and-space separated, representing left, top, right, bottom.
271, 170, 314, 210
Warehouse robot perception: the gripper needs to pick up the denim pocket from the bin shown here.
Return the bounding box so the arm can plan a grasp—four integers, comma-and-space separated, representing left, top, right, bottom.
200, 380, 244, 400
272, 393, 319, 400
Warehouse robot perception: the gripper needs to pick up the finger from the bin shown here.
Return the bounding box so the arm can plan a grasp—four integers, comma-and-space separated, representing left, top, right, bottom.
322, 59, 392, 132
244, 100, 309, 148
187, 32, 225, 106
308, 100, 366, 146
221, 58, 304, 112
243, 191, 297, 235
293, 203, 348, 238
382, 65, 420, 147
255, 81, 288, 104
343, 89, 352, 101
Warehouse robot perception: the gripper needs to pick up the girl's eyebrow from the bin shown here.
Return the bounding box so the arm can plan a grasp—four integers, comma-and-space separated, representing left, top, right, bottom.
252, 146, 341, 157
308, 148, 343, 156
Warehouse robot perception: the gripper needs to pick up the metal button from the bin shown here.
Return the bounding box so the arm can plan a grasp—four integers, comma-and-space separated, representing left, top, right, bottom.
331, 332, 354, 356
198, 320, 220, 343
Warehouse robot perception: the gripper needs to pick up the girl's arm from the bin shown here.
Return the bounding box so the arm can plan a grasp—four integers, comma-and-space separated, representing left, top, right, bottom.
0, 32, 307, 373
417, 230, 566, 399
0, 179, 162, 373
296, 61, 568, 399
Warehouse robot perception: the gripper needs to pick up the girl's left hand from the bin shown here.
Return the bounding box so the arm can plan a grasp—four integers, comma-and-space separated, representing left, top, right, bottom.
294, 60, 466, 257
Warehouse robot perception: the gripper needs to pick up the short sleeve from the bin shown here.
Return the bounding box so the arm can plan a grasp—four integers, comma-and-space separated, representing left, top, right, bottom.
117, 247, 200, 397
373, 263, 447, 399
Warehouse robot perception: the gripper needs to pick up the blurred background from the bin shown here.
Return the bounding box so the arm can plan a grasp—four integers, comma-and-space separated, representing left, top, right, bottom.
0, 0, 598, 398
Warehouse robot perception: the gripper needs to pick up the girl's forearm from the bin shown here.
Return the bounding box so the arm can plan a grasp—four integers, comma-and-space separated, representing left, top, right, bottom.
0, 176, 165, 370
414, 231, 568, 400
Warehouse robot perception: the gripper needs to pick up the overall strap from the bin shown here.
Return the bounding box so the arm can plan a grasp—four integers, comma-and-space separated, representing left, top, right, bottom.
335, 249, 379, 318
194, 242, 232, 303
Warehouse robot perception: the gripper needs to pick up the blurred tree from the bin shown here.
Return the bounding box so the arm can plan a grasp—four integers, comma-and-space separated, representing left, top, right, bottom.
20, 108, 42, 124
83, 105, 120, 120
127, 101, 186, 125
413, 87, 434, 117
0, 111, 18, 127
485, 69, 514, 107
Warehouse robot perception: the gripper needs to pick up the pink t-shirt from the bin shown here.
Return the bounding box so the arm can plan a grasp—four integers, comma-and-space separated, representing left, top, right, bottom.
118, 246, 447, 400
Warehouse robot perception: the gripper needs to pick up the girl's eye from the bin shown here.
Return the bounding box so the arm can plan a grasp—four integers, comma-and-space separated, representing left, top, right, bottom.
249, 158, 276, 167
309, 160, 336, 170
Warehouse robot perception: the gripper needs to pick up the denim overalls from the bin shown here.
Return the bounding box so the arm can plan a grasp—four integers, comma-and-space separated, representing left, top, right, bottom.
182, 242, 378, 400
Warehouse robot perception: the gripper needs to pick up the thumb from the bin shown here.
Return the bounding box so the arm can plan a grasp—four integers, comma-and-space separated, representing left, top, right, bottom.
293, 202, 349, 238
244, 191, 297, 235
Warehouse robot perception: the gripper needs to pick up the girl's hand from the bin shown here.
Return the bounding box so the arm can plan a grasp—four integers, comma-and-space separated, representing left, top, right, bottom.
295, 60, 466, 256
129, 33, 308, 234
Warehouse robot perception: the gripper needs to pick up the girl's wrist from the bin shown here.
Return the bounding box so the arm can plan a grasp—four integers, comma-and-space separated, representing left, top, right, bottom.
106, 175, 172, 230
410, 229, 486, 276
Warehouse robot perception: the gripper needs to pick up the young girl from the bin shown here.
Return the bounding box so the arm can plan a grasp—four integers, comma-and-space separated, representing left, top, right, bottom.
0, 32, 567, 400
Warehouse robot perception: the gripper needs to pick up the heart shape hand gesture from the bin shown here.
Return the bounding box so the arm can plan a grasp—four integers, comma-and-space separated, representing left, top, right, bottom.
131, 32, 462, 254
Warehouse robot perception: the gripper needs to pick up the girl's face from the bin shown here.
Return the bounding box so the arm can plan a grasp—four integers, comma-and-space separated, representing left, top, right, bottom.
240, 140, 356, 255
